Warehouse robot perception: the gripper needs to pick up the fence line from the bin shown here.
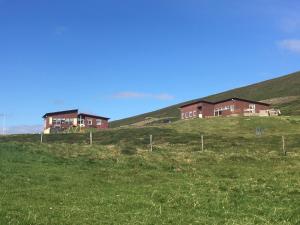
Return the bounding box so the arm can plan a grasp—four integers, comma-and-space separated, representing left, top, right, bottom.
1, 132, 299, 156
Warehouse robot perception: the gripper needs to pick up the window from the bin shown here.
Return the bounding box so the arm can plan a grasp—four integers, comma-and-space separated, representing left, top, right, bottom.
193, 111, 197, 117
189, 112, 193, 117
230, 105, 235, 112
181, 113, 185, 119
214, 109, 222, 116
96, 119, 102, 125
65, 118, 74, 125
88, 119, 93, 125
249, 104, 256, 113
185, 112, 189, 118
249, 104, 256, 109
53, 118, 61, 125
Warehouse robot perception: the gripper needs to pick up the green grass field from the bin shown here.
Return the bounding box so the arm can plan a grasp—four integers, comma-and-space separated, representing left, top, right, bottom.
1, 117, 300, 224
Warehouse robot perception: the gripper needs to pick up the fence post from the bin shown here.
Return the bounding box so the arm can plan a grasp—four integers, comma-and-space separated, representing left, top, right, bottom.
282, 136, 286, 156
150, 135, 153, 152
90, 132, 93, 146
201, 135, 204, 151
40, 133, 43, 143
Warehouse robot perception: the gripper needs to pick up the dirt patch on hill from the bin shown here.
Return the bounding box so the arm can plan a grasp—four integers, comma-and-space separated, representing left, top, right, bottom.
261, 96, 300, 105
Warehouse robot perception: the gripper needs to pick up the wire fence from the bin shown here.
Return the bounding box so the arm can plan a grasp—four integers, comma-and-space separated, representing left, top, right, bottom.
0, 127, 299, 156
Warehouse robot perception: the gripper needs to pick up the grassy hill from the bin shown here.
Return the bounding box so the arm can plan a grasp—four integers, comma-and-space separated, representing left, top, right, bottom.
1, 116, 300, 224
110, 71, 300, 128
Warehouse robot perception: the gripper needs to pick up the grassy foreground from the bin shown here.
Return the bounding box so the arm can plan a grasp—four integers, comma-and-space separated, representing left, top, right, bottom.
0, 117, 300, 224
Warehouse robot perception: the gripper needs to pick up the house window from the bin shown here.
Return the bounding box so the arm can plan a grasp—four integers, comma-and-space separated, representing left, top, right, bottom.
249, 104, 256, 113
185, 112, 188, 118
65, 118, 74, 125
96, 119, 102, 125
88, 119, 93, 125
181, 113, 185, 119
189, 112, 193, 117
193, 111, 197, 117
249, 104, 256, 109
214, 109, 222, 116
78, 119, 84, 125
230, 105, 235, 112
53, 118, 61, 125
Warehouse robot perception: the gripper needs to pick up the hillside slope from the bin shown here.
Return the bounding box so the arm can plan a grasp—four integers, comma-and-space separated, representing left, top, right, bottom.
110, 71, 300, 127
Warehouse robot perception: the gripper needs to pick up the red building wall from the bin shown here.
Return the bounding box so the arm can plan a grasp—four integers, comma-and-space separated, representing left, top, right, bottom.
180, 99, 270, 119
45, 113, 109, 130
180, 102, 214, 119
81, 115, 109, 129
214, 100, 269, 116
45, 112, 78, 129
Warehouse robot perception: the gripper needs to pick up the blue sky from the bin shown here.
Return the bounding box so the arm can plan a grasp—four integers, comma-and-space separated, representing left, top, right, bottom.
1, 0, 300, 133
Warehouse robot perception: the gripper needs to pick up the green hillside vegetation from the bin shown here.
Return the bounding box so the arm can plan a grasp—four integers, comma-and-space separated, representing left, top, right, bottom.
110, 71, 300, 128
1, 116, 300, 224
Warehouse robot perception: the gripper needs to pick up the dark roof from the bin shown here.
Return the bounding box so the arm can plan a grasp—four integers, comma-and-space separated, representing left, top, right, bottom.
179, 100, 214, 108
78, 113, 110, 120
179, 97, 270, 109
42, 109, 110, 120
42, 109, 78, 118
214, 98, 270, 106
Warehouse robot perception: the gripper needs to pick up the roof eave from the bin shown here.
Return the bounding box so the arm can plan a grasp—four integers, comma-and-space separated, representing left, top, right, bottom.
42, 109, 78, 119
179, 100, 214, 108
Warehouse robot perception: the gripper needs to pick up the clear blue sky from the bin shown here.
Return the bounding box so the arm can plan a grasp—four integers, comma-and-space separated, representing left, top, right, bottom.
1, 0, 300, 133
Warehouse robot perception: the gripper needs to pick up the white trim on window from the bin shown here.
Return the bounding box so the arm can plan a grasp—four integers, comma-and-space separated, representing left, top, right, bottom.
249, 104, 256, 109
96, 119, 102, 125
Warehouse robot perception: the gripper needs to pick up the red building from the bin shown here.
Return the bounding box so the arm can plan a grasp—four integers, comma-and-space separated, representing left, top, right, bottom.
42, 109, 109, 133
179, 98, 279, 120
